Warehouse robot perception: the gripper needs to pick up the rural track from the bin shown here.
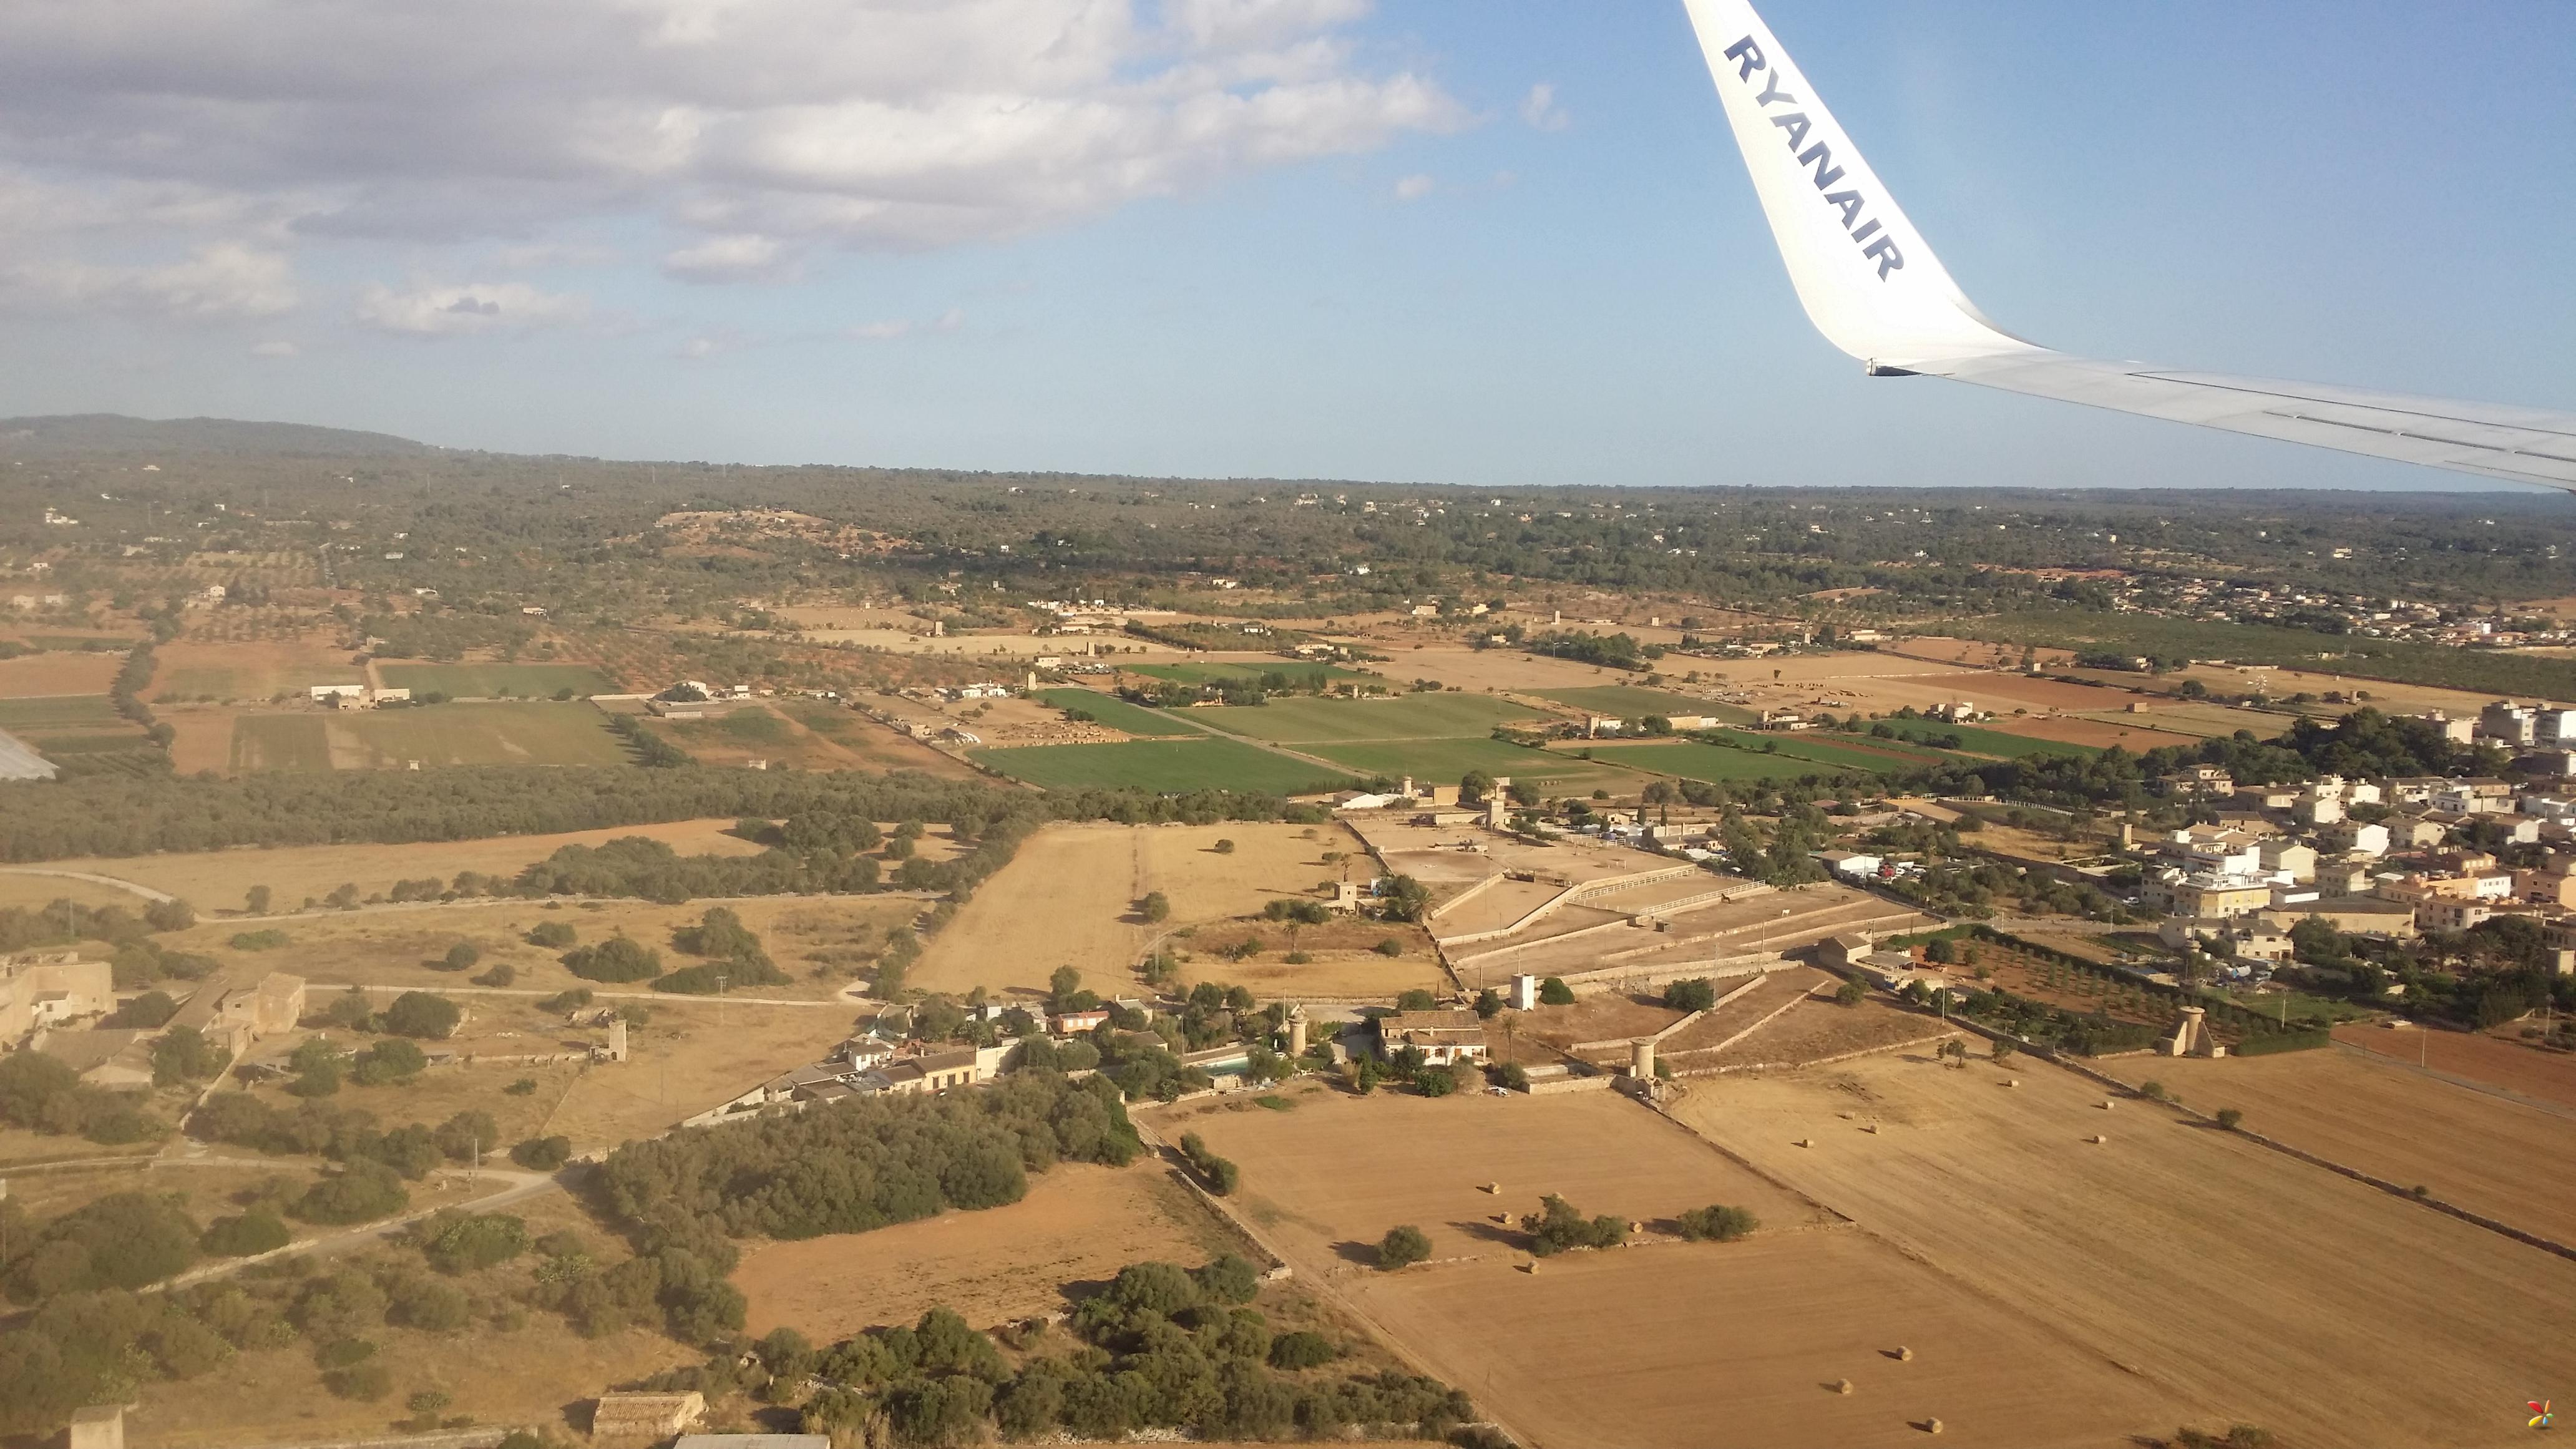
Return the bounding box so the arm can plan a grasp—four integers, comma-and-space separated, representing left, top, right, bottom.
0, 864, 178, 902
305, 980, 854, 1008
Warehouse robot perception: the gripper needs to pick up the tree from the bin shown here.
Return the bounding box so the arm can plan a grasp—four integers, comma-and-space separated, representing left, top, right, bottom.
245, 884, 271, 914
1990, 1038, 2018, 1063
1458, 770, 1496, 806
145, 898, 195, 932
1832, 980, 1868, 1007
293, 1163, 410, 1224
1394, 988, 1438, 1011
561, 935, 658, 983
1922, 937, 1955, 964
1213, 838, 1236, 855
151, 1025, 230, 1086
511, 1135, 573, 1170
381, 992, 461, 1040
1538, 977, 1575, 1006
1377, 1224, 1430, 1269
441, 942, 480, 972
1664, 978, 1716, 1012
352, 1038, 427, 1085
1473, 988, 1502, 1018
1140, 891, 1170, 924
2215, 1107, 2244, 1132
526, 920, 577, 948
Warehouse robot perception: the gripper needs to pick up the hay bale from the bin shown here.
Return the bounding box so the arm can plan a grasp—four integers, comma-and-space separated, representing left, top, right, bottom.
1483, 1181, 1502, 1194
1832, 1379, 1853, 1395
1862, 1123, 1880, 1134
1521, 1260, 1541, 1275
2005, 1078, 2020, 1088
1895, 1346, 1913, 1362
2101, 1099, 2116, 1110
1795, 1137, 1813, 1148
1925, 1417, 1944, 1435
2089, 1133, 2109, 1144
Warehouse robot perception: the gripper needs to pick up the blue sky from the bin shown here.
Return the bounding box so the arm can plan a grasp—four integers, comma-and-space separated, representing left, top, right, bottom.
1, 0, 2569, 490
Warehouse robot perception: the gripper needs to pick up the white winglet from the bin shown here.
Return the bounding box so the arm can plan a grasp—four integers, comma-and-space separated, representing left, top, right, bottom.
1682, 0, 2576, 487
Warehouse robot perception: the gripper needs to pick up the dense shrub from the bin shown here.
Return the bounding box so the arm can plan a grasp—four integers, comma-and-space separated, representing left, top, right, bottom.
1178, 1131, 1241, 1195
351, 1037, 427, 1085
1538, 977, 1575, 1006
4, 1191, 199, 1299
1267, 1330, 1337, 1370
421, 1211, 528, 1274
526, 920, 577, 948
1674, 1204, 1759, 1242
1527, 1194, 1627, 1256
1663, 977, 1717, 1012
200, 1210, 292, 1258
562, 936, 660, 983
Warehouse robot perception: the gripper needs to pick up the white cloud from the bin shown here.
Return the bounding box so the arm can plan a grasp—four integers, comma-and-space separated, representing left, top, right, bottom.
354, 280, 590, 336
1520, 81, 1569, 132
0, 0, 1470, 310
249, 339, 298, 357
847, 319, 913, 340
931, 307, 965, 333
661, 233, 794, 283
0, 243, 295, 321
1392, 173, 1434, 202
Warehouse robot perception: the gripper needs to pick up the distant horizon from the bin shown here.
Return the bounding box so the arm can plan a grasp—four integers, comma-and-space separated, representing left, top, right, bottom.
6, 409, 2570, 502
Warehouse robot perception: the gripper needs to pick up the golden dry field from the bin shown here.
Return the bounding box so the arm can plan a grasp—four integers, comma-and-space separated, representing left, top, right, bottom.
1671, 1050, 2576, 1447
2101, 1043, 2576, 1242
152, 637, 365, 701
736, 1160, 1232, 1342
0, 648, 122, 696
48, 816, 765, 909
1159, 1086, 2172, 1449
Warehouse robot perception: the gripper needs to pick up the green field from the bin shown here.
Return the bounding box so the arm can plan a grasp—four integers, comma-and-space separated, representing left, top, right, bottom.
1302, 736, 1651, 796
1127, 661, 1377, 687
1033, 688, 1201, 737
1872, 718, 2100, 759
1198, 693, 1546, 744
231, 715, 333, 772
974, 737, 1357, 794
1531, 686, 1757, 724
2069, 705, 2285, 741
0, 695, 119, 728
377, 663, 615, 698
28, 731, 152, 755
1583, 740, 1890, 787
233, 702, 631, 772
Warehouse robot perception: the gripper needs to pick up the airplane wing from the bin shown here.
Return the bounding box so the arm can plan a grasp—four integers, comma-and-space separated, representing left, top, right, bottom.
1680, 0, 2576, 489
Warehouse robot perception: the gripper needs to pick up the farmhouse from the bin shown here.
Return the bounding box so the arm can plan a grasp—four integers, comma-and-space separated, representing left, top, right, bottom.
1373, 1009, 1488, 1066
593, 1390, 704, 1441
164, 973, 306, 1056
0, 952, 114, 1037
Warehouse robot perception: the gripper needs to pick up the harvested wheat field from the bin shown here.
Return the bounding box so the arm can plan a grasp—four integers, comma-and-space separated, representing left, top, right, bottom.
47, 816, 764, 910
1162, 1086, 2167, 1449
2095, 1044, 2576, 1246
1670, 1050, 2576, 1447
2334, 1022, 2576, 1110
1139, 821, 1365, 922
737, 1160, 1231, 1342
911, 822, 1146, 997
0, 648, 122, 697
